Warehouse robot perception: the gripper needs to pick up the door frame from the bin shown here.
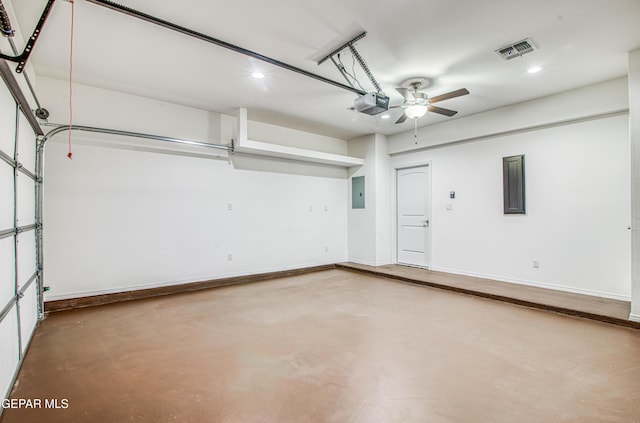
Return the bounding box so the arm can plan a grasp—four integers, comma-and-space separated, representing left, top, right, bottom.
394, 162, 433, 268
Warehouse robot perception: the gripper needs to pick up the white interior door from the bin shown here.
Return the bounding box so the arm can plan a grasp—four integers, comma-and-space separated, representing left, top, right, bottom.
397, 165, 431, 268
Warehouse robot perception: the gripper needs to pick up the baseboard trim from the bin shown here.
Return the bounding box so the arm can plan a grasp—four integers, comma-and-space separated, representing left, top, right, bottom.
347, 258, 379, 267
630, 313, 640, 323
44, 264, 336, 313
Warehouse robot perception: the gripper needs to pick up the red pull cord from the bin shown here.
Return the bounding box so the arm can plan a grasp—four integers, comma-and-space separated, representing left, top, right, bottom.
67, 0, 75, 159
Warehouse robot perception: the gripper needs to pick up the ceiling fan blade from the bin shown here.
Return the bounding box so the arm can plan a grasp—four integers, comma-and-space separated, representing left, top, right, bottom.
429, 88, 469, 104
395, 87, 414, 100
428, 105, 458, 117
395, 112, 409, 124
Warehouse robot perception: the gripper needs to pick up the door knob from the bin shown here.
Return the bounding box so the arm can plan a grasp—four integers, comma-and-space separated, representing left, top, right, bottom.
423, 219, 429, 227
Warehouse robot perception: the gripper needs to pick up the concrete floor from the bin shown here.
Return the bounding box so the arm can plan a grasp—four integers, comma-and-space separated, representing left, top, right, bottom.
2, 269, 640, 422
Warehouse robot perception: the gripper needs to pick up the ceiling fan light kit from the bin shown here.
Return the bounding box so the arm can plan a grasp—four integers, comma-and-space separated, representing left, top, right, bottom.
393, 78, 469, 124
405, 104, 427, 119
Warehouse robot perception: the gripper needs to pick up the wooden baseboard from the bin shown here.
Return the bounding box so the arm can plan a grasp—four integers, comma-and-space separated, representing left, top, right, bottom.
45, 264, 336, 313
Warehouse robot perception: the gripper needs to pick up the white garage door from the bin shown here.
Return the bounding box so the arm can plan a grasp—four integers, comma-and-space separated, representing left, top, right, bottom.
0, 75, 39, 403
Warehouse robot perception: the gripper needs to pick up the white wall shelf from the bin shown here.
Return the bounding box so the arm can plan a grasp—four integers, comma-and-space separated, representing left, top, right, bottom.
235, 108, 363, 168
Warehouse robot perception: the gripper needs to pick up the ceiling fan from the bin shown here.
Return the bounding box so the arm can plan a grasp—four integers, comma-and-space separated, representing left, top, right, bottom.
394, 78, 469, 124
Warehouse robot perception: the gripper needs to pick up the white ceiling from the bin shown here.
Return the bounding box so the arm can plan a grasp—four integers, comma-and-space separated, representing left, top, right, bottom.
9, 0, 640, 140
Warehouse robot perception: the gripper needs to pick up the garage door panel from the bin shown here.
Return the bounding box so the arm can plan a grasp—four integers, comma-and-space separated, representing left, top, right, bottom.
17, 112, 36, 173
17, 231, 37, 288
0, 306, 20, 399
16, 172, 35, 227
0, 164, 13, 230
0, 88, 15, 157
19, 282, 38, 353
0, 237, 15, 310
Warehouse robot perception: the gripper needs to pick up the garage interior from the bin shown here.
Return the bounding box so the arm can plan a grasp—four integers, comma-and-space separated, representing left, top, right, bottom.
1, 0, 640, 421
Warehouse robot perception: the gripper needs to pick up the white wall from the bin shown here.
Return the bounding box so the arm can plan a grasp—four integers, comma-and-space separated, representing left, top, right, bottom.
374, 134, 392, 265
348, 135, 377, 265
39, 77, 349, 300
629, 48, 640, 320
347, 133, 392, 266
388, 78, 629, 154
389, 80, 631, 300
248, 120, 347, 155
33, 73, 635, 304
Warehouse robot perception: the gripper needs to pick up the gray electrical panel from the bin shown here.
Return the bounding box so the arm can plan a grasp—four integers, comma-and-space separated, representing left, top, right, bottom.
352, 176, 365, 209
503, 155, 525, 214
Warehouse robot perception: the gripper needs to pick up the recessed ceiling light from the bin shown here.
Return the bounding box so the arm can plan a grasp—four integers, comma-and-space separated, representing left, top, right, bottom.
527, 66, 542, 74
380, 114, 391, 119
252, 72, 265, 79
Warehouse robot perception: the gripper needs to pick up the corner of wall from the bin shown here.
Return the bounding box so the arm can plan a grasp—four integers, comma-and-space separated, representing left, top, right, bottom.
347, 133, 393, 266
629, 47, 640, 319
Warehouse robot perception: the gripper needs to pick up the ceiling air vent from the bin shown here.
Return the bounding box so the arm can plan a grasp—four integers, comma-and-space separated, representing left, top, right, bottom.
496, 38, 536, 60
